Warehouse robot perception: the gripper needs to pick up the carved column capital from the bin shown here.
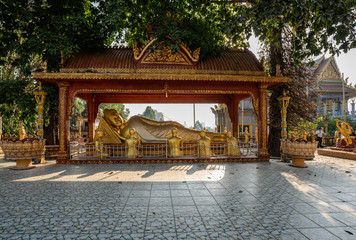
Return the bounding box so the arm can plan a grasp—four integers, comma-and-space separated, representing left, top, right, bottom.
57, 81, 70, 90
258, 83, 269, 90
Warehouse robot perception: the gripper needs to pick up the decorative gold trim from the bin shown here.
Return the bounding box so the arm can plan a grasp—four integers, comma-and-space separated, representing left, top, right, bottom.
59, 68, 266, 76
132, 37, 200, 63
133, 38, 157, 60
141, 47, 192, 65
181, 44, 200, 62
34, 72, 288, 83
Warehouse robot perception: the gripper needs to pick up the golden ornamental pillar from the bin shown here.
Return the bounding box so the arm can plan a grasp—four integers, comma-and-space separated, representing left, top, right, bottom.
34, 83, 47, 139
277, 90, 290, 139
76, 115, 83, 138
57, 81, 70, 162
258, 84, 269, 157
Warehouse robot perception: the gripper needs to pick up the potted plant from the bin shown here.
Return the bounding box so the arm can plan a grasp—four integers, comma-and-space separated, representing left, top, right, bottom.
281, 117, 321, 168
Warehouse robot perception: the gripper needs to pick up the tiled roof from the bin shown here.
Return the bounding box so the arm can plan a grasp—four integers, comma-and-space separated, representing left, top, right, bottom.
61, 47, 263, 74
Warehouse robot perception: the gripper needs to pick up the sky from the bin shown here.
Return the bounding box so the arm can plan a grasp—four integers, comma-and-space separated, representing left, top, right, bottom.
125, 39, 356, 129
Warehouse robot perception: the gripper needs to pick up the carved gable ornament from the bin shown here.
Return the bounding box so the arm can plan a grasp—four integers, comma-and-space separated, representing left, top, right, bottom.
322, 61, 339, 79
133, 38, 200, 66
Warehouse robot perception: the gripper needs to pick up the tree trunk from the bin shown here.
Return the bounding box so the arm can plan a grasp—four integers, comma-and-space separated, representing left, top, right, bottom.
268, 39, 284, 157
268, 86, 283, 157
43, 108, 58, 145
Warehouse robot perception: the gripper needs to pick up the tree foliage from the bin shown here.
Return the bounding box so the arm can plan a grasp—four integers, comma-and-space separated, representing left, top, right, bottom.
1, 0, 355, 151
99, 104, 130, 120
223, 0, 355, 156
140, 106, 156, 120
0, 79, 37, 134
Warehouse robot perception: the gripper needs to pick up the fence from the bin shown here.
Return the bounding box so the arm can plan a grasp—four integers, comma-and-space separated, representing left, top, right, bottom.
70, 140, 258, 159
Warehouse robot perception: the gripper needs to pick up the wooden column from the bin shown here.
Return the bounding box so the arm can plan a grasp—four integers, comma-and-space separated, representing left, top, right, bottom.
57, 82, 70, 161
258, 84, 269, 157
227, 95, 240, 137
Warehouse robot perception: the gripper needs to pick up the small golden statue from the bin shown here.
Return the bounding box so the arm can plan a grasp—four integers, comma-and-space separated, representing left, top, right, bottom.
198, 131, 211, 157
336, 119, 355, 146
311, 130, 316, 142
19, 126, 26, 141
95, 130, 107, 158
303, 131, 307, 141
293, 130, 298, 140
226, 131, 241, 156
168, 128, 183, 157
125, 128, 140, 158
224, 127, 227, 133
255, 127, 258, 142
244, 127, 249, 143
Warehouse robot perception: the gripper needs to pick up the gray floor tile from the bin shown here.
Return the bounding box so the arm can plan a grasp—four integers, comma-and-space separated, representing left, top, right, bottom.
299, 227, 339, 240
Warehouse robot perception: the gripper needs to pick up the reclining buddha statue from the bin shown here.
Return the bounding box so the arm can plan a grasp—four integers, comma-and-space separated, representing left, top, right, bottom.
94, 109, 227, 143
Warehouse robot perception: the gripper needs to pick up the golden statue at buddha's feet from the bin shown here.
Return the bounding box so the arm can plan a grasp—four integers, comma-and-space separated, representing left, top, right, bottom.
198, 131, 211, 157
94, 109, 227, 144
168, 128, 183, 157
125, 128, 140, 158
95, 130, 108, 158
226, 131, 241, 156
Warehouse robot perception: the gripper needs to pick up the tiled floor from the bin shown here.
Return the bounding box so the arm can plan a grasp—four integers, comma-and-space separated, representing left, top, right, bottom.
1, 154, 356, 239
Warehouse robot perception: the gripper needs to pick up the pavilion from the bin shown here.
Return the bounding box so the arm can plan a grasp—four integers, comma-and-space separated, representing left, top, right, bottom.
33, 38, 288, 163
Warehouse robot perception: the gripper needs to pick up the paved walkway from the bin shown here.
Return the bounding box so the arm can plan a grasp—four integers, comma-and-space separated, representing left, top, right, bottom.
1, 155, 356, 239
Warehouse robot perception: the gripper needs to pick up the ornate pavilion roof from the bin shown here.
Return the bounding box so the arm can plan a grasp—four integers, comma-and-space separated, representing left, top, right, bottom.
34, 38, 288, 86
60, 47, 264, 75
312, 56, 356, 97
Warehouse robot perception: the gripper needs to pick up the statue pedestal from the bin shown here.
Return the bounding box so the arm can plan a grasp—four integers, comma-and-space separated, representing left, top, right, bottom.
336, 139, 355, 149
12, 158, 35, 170
288, 157, 308, 168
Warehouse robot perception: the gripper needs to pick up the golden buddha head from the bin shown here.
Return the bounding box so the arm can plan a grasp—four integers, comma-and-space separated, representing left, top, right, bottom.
171, 127, 178, 137
96, 130, 104, 139
200, 131, 206, 138
129, 128, 136, 137
103, 109, 125, 130
226, 131, 232, 138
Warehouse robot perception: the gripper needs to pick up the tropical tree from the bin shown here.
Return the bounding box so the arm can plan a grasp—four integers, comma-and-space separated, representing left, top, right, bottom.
224, 0, 356, 156
195, 120, 204, 130
99, 104, 130, 120
1, 0, 355, 153
141, 106, 156, 120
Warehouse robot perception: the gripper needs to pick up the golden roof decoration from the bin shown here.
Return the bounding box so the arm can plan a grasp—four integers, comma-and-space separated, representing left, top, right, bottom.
132, 38, 200, 66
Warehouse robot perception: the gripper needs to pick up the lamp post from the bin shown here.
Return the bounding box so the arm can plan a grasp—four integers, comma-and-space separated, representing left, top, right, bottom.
278, 90, 291, 139
34, 83, 47, 139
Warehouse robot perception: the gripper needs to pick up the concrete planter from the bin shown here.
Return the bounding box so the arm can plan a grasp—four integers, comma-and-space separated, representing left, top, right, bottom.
0, 139, 46, 169
281, 140, 318, 168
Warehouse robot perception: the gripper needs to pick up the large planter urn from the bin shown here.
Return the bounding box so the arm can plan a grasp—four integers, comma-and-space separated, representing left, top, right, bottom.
0, 138, 46, 169
280, 139, 318, 168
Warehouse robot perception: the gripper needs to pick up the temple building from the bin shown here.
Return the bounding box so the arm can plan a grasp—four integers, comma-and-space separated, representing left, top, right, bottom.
313, 56, 356, 120
211, 99, 257, 138
33, 37, 288, 163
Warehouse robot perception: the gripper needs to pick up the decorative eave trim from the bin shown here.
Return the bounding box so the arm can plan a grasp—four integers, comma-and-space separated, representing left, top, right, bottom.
59, 68, 266, 76
33, 72, 289, 83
